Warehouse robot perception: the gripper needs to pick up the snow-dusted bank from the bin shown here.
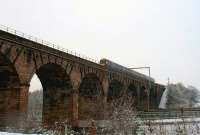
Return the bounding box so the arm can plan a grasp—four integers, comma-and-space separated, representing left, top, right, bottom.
0, 133, 41, 135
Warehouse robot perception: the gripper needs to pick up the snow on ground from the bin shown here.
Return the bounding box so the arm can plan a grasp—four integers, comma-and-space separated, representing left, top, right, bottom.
1, 118, 200, 135
0, 133, 40, 135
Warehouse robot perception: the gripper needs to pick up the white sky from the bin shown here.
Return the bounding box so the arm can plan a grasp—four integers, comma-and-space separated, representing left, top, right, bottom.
1, 0, 199, 91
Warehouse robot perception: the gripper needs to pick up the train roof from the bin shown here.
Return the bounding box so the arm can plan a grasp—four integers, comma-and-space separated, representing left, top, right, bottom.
100, 58, 155, 82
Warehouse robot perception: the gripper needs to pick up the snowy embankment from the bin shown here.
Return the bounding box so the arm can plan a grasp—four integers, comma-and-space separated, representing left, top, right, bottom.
0, 133, 40, 135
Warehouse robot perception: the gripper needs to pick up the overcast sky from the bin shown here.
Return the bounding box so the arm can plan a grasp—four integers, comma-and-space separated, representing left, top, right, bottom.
1, 0, 199, 91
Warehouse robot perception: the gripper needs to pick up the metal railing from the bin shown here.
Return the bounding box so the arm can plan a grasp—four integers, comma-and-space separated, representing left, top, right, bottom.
0, 24, 99, 64
138, 109, 200, 120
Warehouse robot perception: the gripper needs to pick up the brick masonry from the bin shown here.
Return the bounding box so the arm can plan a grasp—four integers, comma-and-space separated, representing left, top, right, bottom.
0, 30, 165, 129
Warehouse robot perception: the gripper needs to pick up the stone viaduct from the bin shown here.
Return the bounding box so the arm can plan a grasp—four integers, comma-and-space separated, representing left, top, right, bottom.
0, 26, 165, 129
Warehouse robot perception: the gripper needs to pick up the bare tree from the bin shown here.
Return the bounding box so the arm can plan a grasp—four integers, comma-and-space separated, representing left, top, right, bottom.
101, 94, 139, 135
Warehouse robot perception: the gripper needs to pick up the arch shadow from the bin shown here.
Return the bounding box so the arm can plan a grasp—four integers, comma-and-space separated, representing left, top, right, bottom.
0, 53, 22, 129
78, 73, 104, 120
30, 63, 73, 127
107, 80, 124, 101
127, 83, 138, 106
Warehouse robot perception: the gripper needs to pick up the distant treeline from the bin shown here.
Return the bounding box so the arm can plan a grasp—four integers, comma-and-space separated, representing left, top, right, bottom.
166, 83, 200, 109
27, 90, 43, 122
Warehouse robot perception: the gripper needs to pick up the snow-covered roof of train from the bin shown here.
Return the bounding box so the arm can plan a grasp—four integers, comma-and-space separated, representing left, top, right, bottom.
100, 59, 154, 82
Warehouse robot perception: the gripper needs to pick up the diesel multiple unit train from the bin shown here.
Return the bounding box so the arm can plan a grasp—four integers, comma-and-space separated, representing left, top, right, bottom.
100, 58, 154, 82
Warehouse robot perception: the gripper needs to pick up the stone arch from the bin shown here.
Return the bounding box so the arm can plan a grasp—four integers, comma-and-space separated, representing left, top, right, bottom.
78, 73, 104, 120
35, 63, 72, 90
127, 83, 138, 106
27, 51, 70, 83
140, 85, 148, 110
107, 79, 124, 101
0, 52, 23, 128
149, 86, 156, 109
0, 53, 21, 88
140, 85, 147, 100
30, 63, 73, 126
79, 73, 103, 98
0, 42, 23, 84
0, 42, 37, 85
